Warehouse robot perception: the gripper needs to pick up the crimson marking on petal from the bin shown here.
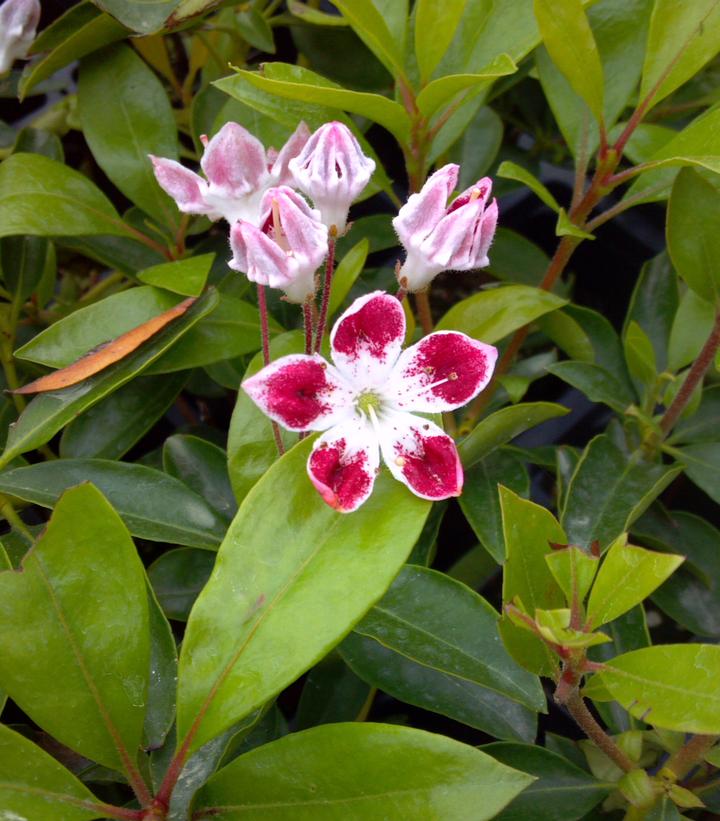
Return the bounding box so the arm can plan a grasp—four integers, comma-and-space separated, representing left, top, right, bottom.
396, 433, 462, 499
309, 440, 373, 511
333, 295, 404, 363
263, 360, 334, 429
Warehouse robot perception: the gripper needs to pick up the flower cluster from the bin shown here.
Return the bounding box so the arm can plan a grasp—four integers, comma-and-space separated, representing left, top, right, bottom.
0, 0, 40, 75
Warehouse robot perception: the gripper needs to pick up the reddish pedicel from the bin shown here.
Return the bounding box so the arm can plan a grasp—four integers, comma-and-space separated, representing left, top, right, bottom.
309, 440, 372, 511
263, 360, 333, 429
403, 333, 488, 404
333, 296, 404, 363
398, 434, 462, 499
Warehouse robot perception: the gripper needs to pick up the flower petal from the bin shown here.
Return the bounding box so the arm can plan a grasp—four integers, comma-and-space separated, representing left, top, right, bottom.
269, 121, 311, 186
242, 354, 354, 432
149, 156, 211, 215
229, 221, 293, 289
388, 331, 498, 412
201, 122, 268, 196
378, 411, 463, 500
260, 186, 328, 274
330, 291, 406, 386
392, 163, 459, 250
307, 418, 379, 512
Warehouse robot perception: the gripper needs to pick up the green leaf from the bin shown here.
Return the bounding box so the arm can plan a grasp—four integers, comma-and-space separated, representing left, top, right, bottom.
145, 582, 178, 750
19, 4, 128, 100
556, 208, 595, 240
586, 534, 683, 628
0, 723, 105, 821
92, 0, 181, 34
561, 435, 682, 548
641, 0, 720, 109
534, 0, 604, 122
60, 371, 187, 460
176, 437, 430, 753
0, 484, 149, 770
288, 2, 349, 26
237, 6, 276, 53
449, 106, 504, 190
0, 235, 55, 302
328, 238, 369, 316
416, 55, 517, 118
536, 310, 594, 363
79, 43, 179, 226
331, 0, 407, 77
670, 384, 720, 444
676, 443, 720, 504
0, 290, 217, 465
545, 546, 599, 607
668, 289, 715, 372
296, 651, 371, 729
624, 320, 657, 390
194, 723, 534, 819
534, 608, 610, 649
436, 284, 567, 342
547, 361, 636, 413
341, 565, 544, 741
500, 487, 566, 676
137, 253, 214, 297
148, 547, 215, 622
486, 227, 549, 287
459, 402, 570, 469
0, 153, 132, 239
0, 459, 226, 548
415, 0, 467, 81
485, 742, 611, 821
584, 644, 720, 733
497, 160, 560, 212
460, 450, 529, 563
667, 168, 720, 305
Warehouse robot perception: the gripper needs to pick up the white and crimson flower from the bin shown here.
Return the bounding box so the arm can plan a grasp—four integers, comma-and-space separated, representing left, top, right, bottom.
289, 121, 375, 234
149, 121, 310, 226
243, 292, 498, 512
229, 185, 328, 303
393, 163, 498, 292
0, 0, 40, 75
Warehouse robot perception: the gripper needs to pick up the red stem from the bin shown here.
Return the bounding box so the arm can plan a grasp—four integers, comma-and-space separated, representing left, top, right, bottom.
257, 284, 285, 455
314, 237, 336, 354
303, 301, 314, 355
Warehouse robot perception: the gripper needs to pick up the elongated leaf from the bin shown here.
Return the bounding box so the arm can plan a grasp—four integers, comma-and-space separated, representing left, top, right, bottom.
93, 0, 181, 34
0, 723, 106, 821
459, 402, 570, 468
328, 238, 369, 316
497, 160, 561, 212
194, 723, 534, 820
296, 652, 371, 729
584, 644, 720, 733
561, 435, 682, 549
437, 284, 567, 341
669, 384, 720, 444
677, 443, 720, 504
0, 459, 227, 549
145, 583, 178, 750
547, 361, 636, 413
341, 565, 543, 741
0, 290, 217, 465
668, 289, 715, 372
79, 43, 179, 225
415, 0, 468, 81
138, 253, 214, 297
177, 438, 430, 752
0, 235, 55, 302
332, 0, 407, 77
0, 484, 149, 770
0, 153, 132, 239
148, 547, 215, 622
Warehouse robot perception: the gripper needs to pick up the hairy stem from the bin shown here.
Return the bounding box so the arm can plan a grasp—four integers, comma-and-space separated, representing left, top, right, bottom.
257, 284, 285, 456
314, 237, 336, 354
665, 734, 719, 781
414, 289, 434, 335
303, 300, 314, 356
562, 690, 635, 773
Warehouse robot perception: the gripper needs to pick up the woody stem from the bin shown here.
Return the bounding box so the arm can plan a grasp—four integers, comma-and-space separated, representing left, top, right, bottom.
314, 236, 336, 354
257, 284, 285, 456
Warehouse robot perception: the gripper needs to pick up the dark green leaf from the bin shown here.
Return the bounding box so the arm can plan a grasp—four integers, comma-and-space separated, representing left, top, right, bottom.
93, 0, 181, 34
485, 227, 549, 287
547, 361, 636, 413
137, 253, 214, 297
497, 160, 560, 212
676, 443, 720, 504
670, 384, 720, 444
415, 0, 468, 81
145, 582, 177, 750
667, 289, 715, 372
296, 651, 371, 729
148, 547, 215, 622
237, 7, 276, 52
0, 235, 55, 302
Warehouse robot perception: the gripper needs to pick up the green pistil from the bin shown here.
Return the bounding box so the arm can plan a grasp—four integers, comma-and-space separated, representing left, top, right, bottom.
356, 391, 382, 416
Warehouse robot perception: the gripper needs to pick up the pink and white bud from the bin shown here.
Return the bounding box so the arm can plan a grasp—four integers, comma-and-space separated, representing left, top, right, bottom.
393, 164, 498, 292
289, 121, 375, 234
229, 186, 328, 303
0, 0, 40, 75
150, 121, 310, 227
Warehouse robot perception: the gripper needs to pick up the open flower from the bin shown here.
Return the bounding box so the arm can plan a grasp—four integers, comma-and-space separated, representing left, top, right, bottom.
393, 163, 498, 292
229, 186, 328, 303
243, 292, 497, 511
149, 121, 310, 226
0, 0, 40, 75
289, 121, 375, 234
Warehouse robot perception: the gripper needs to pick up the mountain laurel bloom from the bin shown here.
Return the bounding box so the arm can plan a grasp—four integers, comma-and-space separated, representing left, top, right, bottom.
228, 186, 328, 303
394, 163, 498, 292
149, 121, 310, 226
289, 121, 375, 234
0, 0, 40, 75
243, 292, 497, 512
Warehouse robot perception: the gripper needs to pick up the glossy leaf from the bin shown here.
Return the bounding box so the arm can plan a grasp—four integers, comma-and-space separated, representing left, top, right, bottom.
586, 535, 683, 628
177, 437, 430, 752
623, 320, 657, 392
148, 548, 215, 622
415, 0, 467, 80
668, 289, 715, 372
584, 644, 720, 733
545, 546, 599, 607
194, 723, 534, 820
547, 361, 636, 413
145, 582, 178, 750
332, 0, 407, 77
0, 459, 227, 549
79, 43, 180, 226
497, 160, 560, 212
0, 235, 55, 302
450, 106, 504, 189
296, 651, 371, 730
0, 153, 132, 239
342, 565, 544, 741
138, 253, 214, 297
437, 284, 567, 342
561, 435, 682, 549
670, 384, 720, 445
93, 0, 181, 34
0, 484, 149, 770
676, 443, 720, 504
327, 238, 369, 316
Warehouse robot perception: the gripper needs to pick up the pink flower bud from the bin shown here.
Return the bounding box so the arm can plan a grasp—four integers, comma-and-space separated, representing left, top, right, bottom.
289, 121, 375, 234
0, 0, 40, 74
393, 164, 498, 291
229, 186, 328, 303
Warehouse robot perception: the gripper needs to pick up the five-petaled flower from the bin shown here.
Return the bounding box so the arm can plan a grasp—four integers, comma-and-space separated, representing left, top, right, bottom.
394, 163, 498, 292
149, 121, 310, 226
0, 0, 40, 75
243, 292, 497, 512
289, 121, 375, 234
229, 185, 328, 303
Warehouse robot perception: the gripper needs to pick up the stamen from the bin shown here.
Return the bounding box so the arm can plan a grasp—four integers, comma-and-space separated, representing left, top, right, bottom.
469, 188, 482, 202
271, 198, 290, 252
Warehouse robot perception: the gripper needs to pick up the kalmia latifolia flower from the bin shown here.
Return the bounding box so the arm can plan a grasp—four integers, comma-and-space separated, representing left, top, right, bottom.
289, 121, 375, 234
393, 163, 498, 292
149, 121, 310, 226
0, 0, 40, 75
228, 186, 328, 304
243, 292, 498, 512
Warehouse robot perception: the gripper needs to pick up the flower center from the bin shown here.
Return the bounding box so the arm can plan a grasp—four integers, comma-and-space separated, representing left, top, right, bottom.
356, 390, 382, 416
